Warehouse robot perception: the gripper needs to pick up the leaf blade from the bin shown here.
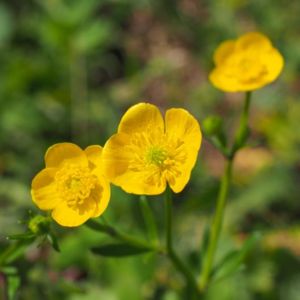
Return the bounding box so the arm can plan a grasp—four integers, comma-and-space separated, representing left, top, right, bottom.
92, 243, 153, 257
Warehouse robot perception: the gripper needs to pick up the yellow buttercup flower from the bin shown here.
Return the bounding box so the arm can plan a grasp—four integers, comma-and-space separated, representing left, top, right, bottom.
210, 32, 284, 92
102, 103, 202, 195
31, 143, 110, 227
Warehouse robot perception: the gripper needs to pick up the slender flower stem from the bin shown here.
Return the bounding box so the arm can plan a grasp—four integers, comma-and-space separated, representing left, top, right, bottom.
165, 187, 173, 251
88, 192, 201, 296
164, 187, 201, 297
0, 239, 33, 266
199, 159, 233, 289
199, 92, 252, 291
139, 195, 159, 245
85, 219, 160, 252
231, 91, 252, 157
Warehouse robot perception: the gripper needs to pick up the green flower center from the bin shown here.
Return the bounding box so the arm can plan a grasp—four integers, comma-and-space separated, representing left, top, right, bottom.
55, 164, 98, 207
146, 146, 167, 166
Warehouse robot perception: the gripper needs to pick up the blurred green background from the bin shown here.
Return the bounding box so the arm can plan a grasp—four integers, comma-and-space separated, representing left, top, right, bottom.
0, 0, 300, 299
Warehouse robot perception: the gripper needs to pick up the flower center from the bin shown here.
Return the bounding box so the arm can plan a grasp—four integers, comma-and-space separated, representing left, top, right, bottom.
233, 52, 267, 82
127, 132, 188, 188
238, 58, 253, 72
146, 146, 167, 166
55, 164, 98, 208
144, 139, 187, 186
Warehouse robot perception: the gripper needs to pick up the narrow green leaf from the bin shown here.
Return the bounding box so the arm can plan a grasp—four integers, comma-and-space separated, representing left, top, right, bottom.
139, 195, 159, 244
0, 266, 17, 275
47, 233, 60, 252
92, 243, 153, 257
199, 224, 210, 268
7, 233, 35, 241
211, 232, 261, 282
7, 273, 20, 300
85, 219, 110, 233
74, 20, 113, 54
0, 239, 34, 265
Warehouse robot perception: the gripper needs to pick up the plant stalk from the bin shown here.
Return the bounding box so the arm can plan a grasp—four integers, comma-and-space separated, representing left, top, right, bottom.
199, 91, 252, 291
164, 187, 201, 297
139, 195, 159, 245
85, 219, 160, 252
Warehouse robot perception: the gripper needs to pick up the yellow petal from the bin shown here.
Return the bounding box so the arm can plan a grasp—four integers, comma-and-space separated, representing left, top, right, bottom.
165, 108, 202, 193
85, 145, 103, 169
45, 143, 87, 168
102, 133, 166, 195
236, 32, 272, 51
90, 174, 110, 217
234, 80, 265, 92
31, 168, 61, 210
111, 169, 166, 195
102, 133, 131, 180
209, 67, 241, 92
214, 40, 236, 65
51, 200, 95, 227
118, 102, 164, 135
262, 48, 284, 83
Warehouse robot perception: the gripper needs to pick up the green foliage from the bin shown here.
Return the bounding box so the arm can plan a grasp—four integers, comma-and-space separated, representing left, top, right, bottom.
0, 0, 299, 299
92, 243, 153, 257
211, 232, 261, 283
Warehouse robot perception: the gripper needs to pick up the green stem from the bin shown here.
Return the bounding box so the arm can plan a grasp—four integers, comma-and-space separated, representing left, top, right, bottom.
231, 91, 252, 157
199, 92, 252, 291
139, 195, 159, 245
165, 187, 173, 251
0, 239, 34, 266
164, 187, 201, 296
85, 219, 160, 252
199, 159, 233, 289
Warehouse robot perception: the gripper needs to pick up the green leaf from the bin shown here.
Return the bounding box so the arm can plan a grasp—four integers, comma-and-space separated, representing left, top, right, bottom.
0, 239, 34, 265
92, 243, 153, 257
73, 20, 113, 54
0, 266, 20, 300
85, 219, 111, 233
199, 224, 210, 268
47, 232, 60, 252
0, 4, 13, 45
7, 273, 20, 300
211, 232, 261, 282
7, 233, 35, 241
0, 266, 17, 276
233, 126, 250, 151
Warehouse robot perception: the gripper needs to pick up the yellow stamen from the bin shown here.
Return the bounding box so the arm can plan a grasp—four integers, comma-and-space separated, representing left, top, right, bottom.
146, 146, 167, 166
55, 164, 98, 208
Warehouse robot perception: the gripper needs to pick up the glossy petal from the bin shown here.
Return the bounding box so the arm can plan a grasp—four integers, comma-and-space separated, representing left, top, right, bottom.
85, 145, 103, 170
31, 168, 61, 210
90, 174, 111, 217
118, 103, 164, 135
51, 200, 95, 227
209, 67, 240, 92
210, 32, 284, 92
214, 40, 236, 65
112, 169, 166, 195
165, 108, 202, 193
102, 133, 166, 195
102, 133, 131, 180
45, 143, 87, 168
236, 32, 271, 51
262, 48, 284, 83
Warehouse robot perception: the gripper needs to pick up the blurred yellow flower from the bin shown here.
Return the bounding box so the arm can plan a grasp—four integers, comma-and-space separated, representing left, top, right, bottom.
210, 32, 284, 92
31, 143, 110, 227
102, 103, 202, 195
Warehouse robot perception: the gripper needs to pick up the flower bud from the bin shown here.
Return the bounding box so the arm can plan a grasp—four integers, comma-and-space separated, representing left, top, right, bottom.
28, 215, 51, 235
203, 115, 223, 136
